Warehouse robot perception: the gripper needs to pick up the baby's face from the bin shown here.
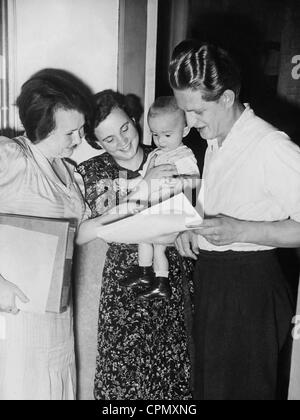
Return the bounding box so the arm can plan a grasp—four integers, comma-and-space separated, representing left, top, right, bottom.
148, 112, 186, 152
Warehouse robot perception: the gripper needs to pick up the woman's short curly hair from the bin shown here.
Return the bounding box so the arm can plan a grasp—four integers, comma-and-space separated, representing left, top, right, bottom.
16, 68, 93, 143
169, 40, 241, 101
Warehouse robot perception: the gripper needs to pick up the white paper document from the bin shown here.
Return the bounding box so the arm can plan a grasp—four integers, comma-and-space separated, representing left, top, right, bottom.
0, 225, 59, 313
96, 193, 203, 244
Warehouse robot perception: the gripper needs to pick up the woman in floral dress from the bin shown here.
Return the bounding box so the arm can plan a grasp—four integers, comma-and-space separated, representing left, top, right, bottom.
77, 90, 194, 400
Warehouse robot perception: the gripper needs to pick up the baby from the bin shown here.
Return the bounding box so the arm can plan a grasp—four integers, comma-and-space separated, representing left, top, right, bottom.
125, 96, 199, 300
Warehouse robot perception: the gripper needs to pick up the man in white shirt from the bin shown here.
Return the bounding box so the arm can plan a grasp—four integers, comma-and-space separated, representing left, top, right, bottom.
169, 40, 300, 400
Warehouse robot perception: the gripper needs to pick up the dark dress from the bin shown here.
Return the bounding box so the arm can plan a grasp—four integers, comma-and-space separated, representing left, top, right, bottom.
77, 148, 194, 400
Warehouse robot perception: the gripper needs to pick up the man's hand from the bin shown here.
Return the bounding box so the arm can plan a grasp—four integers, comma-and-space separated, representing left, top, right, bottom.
187, 215, 245, 246
175, 230, 200, 260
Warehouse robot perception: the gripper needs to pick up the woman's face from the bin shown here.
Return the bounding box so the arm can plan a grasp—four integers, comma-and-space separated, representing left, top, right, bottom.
94, 107, 140, 162
38, 108, 85, 160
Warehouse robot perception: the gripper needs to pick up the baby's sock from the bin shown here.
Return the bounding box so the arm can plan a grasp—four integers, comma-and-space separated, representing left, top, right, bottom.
155, 271, 169, 279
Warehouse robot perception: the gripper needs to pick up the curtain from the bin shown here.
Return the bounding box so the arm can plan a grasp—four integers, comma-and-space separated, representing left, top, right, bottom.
0, 0, 9, 132
0, 0, 17, 137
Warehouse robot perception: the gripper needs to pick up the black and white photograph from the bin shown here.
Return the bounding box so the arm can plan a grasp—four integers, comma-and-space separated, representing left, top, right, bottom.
0, 0, 300, 403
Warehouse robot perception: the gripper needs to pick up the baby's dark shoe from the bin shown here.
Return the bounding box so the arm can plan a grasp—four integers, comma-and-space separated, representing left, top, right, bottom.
122, 266, 154, 288
138, 277, 172, 301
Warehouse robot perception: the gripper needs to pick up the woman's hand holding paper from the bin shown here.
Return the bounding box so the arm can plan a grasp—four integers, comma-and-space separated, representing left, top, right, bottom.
77, 211, 131, 245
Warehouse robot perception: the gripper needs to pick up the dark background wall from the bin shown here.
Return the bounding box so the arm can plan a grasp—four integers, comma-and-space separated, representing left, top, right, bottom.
156, 0, 300, 146
188, 0, 300, 145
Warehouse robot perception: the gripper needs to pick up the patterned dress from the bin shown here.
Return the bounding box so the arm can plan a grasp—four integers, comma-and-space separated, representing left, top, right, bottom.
77, 148, 194, 400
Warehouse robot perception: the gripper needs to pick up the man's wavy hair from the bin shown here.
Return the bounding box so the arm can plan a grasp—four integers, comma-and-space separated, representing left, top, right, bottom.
169, 40, 241, 102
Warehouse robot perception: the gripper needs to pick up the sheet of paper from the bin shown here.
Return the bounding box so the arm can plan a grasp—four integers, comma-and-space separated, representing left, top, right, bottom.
141, 191, 202, 223
0, 225, 59, 313
97, 193, 203, 244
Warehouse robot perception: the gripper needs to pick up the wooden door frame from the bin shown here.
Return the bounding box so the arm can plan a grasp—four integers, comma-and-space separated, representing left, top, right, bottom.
0, 0, 17, 135
118, 0, 158, 145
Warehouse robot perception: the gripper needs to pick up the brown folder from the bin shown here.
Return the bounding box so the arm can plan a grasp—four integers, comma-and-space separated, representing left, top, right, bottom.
0, 213, 76, 313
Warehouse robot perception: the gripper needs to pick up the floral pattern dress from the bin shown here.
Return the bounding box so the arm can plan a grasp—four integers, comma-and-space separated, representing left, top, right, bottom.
77, 148, 194, 400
